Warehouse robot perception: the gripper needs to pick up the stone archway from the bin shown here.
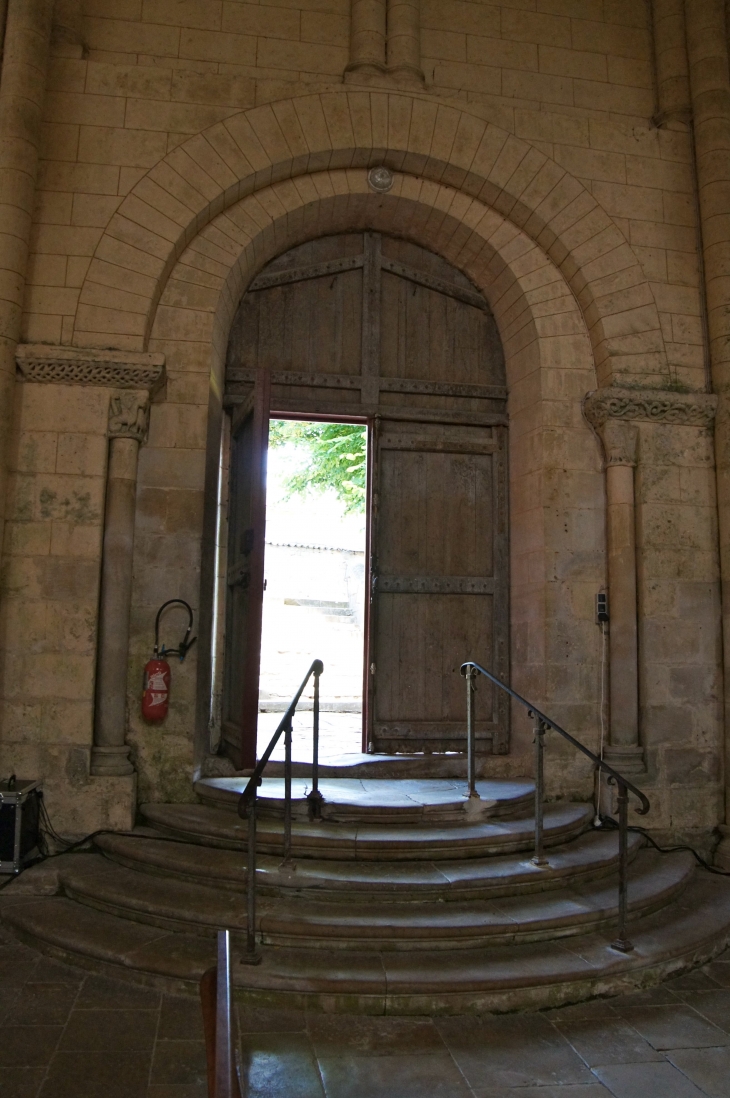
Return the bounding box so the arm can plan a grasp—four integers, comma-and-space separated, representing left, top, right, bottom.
73, 91, 668, 391
117, 163, 606, 805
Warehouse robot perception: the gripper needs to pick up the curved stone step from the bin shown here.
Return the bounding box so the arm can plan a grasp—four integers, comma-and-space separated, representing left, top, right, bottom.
56, 849, 693, 950
139, 801, 593, 861
95, 827, 644, 903
4, 870, 730, 1013
194, 777, 535, 824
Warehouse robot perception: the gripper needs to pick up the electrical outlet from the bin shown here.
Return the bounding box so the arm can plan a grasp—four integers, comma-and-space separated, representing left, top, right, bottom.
596, 592, 609, 624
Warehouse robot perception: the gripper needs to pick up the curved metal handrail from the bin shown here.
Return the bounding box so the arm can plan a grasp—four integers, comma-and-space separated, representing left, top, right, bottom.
461, 660, 649, 814
237, 658, 324, 964
238, 658, 323, 815
461, 659, 649, 954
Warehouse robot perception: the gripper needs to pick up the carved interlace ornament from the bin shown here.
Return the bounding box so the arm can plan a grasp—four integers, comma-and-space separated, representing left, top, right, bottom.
583, 387, 717, 429
16, 344, 165, 390
108, 392, 150, 442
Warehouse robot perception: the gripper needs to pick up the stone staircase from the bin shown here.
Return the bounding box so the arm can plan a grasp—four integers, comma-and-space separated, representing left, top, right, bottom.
3, 775, 730, 1014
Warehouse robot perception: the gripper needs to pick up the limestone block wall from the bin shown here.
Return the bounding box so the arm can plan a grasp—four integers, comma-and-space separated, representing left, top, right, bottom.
0, 382, 135, 833
637, 420, 723, 836
0, 1, 723, 841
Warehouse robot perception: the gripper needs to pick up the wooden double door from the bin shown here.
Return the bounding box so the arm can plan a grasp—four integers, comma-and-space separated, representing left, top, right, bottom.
222, 233, 509, 768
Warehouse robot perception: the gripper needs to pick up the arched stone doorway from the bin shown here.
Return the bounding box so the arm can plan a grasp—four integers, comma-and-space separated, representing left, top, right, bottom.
219, 231, 510, 768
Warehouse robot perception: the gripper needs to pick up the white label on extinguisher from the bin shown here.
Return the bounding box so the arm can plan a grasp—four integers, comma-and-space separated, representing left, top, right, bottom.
150, 692, 167, 705
148, 671, 168, 690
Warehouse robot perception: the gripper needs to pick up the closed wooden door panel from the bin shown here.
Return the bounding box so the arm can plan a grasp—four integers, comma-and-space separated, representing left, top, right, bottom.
371, 422, 508, 755
373, 592, 496, 751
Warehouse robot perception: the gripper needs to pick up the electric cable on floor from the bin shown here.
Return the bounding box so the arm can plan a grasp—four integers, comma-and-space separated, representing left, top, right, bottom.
596, 814, 730, 876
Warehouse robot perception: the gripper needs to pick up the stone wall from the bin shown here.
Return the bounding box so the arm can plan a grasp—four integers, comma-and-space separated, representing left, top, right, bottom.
0, 0, 723, 843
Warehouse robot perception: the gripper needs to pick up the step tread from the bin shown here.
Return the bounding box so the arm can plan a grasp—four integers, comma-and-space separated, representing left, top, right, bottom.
139, 801, 592, 860
96, 828, 643, 899
195, 777, 534, 821
57, 848, 693, 944
4, 871, 730, 1011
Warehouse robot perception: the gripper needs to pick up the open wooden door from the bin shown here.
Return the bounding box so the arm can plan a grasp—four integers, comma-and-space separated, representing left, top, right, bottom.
221, 370, 270, 769
368, 419, 509, 755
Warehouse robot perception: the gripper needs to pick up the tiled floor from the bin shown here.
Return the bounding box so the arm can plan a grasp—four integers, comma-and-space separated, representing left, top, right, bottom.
2, 932, 730, 1097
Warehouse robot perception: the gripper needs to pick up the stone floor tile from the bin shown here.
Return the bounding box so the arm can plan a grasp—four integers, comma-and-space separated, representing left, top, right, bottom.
679, 990, 730, 1033
668, 1045, 730, 1098
620, 1004, 730, 1049
307, 1013, 446, 1055
550, 1014, 665, 1067
11, 984, 78, 1025
158, 995, 205, 1040
150, 1039, 208, 1087
665, 970, 724, 992
0, 1026, 62, 1067
472, 1086, 614, 1098
146, 1088, 208, 1098
237, 1005, 308, 1033
239, 1033, 325, 1098
26, 959, 85, 986
0, 984, 20, 1023
701, 960, 730, 988
317, 1052, 471, 1098
0, 948, 39, 986
58, 1007, 158, 1051
436, 1014, 594, 1088
0, 1067, 46, 1098
39, 1049, 151, 1098
75, 974, 161, 1011
592, 1060, 709, 1098
611, 987, 682, 1010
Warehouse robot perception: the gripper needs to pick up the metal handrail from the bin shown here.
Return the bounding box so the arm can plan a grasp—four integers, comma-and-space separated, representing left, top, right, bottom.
237, 658, 324, 962
461, 660, 650, 953
200, 930, 242, 1098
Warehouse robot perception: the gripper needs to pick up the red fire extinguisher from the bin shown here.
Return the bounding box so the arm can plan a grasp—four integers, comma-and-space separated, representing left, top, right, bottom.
142, 599, 196, 722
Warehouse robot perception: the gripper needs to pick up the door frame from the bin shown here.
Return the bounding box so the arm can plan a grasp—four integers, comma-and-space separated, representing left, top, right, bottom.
266, 408, 373, 755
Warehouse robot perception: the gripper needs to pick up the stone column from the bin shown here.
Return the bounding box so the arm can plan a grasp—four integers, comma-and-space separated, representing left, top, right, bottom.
345, 0, 386, 77
685, 1, 730, 867
0, 0, 53, 554
651, 0, 690, 124
386, 0, 423, 84
91, 393, 150, 777
599, 419, 645, 774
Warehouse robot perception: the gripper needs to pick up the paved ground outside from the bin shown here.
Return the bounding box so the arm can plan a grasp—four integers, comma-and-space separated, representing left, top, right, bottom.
2, 927, 730, 1098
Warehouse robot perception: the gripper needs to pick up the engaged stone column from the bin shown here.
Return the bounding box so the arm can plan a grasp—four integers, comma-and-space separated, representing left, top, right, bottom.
600, 419, 645, 774
651, 0, 691, 124
386, 0, 424, 84
685, 0, 730, 866
346, 0, 386, 77
91, 393, 150, 777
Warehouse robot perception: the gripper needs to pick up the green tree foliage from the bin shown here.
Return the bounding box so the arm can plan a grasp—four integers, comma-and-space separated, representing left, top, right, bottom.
268, 420, 367, 513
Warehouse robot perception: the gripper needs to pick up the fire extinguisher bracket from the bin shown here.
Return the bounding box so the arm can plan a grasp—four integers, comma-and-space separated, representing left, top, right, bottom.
142, 601, 196, 723
153, 599, 196, 662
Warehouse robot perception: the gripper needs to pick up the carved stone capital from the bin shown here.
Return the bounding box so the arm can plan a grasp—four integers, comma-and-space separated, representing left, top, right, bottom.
16, 344, 165, 391
599, 419, 638, 467
584, 386, 717, 429
108, 391, 149, 442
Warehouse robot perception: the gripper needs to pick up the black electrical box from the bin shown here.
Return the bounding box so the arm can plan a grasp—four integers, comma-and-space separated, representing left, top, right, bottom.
0, 778, 41, 874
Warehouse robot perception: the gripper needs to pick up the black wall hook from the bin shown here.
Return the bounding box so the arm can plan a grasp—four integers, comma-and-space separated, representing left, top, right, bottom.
154, 599, 197, 662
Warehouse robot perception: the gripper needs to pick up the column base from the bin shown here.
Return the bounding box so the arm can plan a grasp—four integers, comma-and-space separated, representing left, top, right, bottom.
90, 744, 134, 777
715, 825, 730, 871
602, 744, 646, 775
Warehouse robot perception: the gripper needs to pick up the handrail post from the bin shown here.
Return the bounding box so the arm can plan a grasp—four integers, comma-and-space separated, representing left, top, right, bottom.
242, 795, 261, 965
466, 665, 479, 798
532, 713, 548, 867
283, 716, 292, 862
307, 661, 324, 820
611, 780, 634, 953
